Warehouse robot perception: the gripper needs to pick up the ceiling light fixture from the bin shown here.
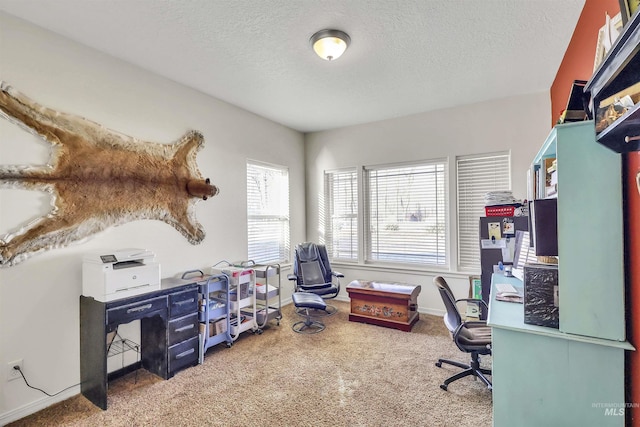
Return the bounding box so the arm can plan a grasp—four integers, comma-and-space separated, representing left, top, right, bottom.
310, 29, 351, 61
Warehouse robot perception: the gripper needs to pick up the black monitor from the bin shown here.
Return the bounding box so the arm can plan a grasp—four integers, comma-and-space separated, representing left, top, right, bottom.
529, 198, 559, 257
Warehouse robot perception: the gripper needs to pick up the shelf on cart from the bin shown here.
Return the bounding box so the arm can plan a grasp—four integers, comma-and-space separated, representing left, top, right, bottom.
199, 305, 227, 323
230, 314, 255, 334
202, 281, 225, 293
229, 296, 253, 310
255, 285, 279, 300
199, 318, 227, 338
254, 265, 280, 278
208, 304, 226, 318
253, 307, 280, 324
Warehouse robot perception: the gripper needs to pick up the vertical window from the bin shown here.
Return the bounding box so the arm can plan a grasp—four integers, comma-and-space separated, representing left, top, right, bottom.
457, 153, 510, 271
325, 169, 358, 261
247, 161, 290, 264
364, 161, 447, 266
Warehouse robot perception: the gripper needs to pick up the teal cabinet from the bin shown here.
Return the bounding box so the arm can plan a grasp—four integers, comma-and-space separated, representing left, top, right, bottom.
489, 122, 633, 427
531, 121, 624, 341
488, 275, 633, 427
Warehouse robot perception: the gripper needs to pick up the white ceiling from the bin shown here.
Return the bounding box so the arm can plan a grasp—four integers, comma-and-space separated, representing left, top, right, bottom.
0, 0, 585, 133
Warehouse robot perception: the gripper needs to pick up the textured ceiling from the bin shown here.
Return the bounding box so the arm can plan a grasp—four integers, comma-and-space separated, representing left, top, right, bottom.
0, 0, 585, 133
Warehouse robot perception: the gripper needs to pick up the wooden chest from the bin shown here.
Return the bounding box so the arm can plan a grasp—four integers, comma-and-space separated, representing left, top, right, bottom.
346, 280, 421, 332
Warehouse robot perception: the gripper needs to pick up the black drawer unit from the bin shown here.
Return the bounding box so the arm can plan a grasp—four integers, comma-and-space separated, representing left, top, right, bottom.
168, 312, 199, 346
167, 287, 199, 376
169, 288, 198, 318
168, 336, 199, 375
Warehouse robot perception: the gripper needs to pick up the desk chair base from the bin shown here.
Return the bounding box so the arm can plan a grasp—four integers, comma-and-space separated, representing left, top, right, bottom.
292, 316, 325, 334
436, 353, 492, 391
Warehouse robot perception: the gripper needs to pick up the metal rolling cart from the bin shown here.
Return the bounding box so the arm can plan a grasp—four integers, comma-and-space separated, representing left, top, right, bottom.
242, 261, 282, 328
212, 261, 260, 340
181, 270, 232, 363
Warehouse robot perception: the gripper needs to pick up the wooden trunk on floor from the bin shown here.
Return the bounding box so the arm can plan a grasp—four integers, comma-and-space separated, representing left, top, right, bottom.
346, 280, 421, 332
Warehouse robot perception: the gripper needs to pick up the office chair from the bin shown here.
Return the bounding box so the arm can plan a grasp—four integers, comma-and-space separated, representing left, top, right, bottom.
287, 242, 343, 316
433, 276, 492, 391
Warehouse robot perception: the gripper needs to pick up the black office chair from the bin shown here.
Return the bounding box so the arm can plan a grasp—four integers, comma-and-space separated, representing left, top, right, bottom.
434, 276, 492, 391
287, 242, 343, 316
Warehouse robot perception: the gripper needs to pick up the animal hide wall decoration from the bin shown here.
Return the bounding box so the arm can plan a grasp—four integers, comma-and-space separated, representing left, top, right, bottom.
0, 82, 219, 267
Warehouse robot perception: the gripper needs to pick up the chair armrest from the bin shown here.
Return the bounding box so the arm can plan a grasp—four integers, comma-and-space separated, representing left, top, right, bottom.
463, 320, 488, 328
332, 271, 344, 278
287, 274, 298, 281
455, 298, 488, 310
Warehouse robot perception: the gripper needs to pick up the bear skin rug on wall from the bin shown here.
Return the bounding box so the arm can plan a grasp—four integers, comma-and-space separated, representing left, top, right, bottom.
0, 82, 219, 267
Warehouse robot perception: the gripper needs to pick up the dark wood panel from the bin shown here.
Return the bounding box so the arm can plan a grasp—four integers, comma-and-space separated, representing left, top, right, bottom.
80, 296, 108, 410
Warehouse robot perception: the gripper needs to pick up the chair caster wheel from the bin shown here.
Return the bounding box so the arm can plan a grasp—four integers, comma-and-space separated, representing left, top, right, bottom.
487, 385, 493, 391
435, 362, 442, 368
440, 384, 448, 391
226, 343, 232, 348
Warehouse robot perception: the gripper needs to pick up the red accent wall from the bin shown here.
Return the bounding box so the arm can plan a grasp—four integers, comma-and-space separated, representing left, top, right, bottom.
628, 152, 640, 426
550, 0, 620, 126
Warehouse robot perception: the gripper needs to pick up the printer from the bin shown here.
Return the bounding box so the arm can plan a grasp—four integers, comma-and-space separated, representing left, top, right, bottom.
82, 248, 161, 302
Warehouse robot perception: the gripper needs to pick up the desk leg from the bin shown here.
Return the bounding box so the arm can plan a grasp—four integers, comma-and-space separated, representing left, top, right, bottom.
80, 296, 108, 410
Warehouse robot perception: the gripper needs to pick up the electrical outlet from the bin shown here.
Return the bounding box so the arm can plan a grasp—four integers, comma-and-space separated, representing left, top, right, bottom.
7, 359, 23, 381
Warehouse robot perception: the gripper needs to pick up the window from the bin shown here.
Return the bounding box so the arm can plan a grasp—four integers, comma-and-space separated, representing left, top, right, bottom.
324, 169, 358, 261
364, 161, 447, 266
246, 161, 290, 264
456, 153, 510, 271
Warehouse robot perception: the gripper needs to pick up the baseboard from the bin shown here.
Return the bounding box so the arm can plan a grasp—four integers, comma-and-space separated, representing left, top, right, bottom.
420, 307, 445, 317
0, 385, 80, 425
286, 295, 445, 317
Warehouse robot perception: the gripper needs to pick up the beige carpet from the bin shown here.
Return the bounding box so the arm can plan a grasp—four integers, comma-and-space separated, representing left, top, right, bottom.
9, 300, 492, 426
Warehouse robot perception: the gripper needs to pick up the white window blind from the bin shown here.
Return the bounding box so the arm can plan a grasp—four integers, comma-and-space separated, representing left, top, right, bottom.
247, 161, 290, 264
457, 153, 510, 271
364, 161, 447, 266
325, 169, 358, 261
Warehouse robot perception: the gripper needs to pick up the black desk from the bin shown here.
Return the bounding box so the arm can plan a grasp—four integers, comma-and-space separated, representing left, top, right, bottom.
80, 277, 200, 409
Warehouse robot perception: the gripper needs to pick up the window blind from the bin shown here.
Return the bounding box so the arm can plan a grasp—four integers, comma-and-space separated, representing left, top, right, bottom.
247, 161, 290, 264
456, 153, 510, 271
364, 161, 447, 266
325, 169, 358, 261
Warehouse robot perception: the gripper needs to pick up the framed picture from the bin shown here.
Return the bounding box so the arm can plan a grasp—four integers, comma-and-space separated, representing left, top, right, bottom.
593, 13, 623, 71
468, 275, 482, 300
619, 0, 640, 25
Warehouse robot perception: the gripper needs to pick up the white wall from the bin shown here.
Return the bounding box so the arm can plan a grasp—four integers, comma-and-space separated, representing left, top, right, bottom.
305, 92, 551, 315
0, 12, 304, 422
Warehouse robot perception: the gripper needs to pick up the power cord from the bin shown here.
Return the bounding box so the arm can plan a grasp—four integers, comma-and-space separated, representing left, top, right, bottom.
12, 365, 79, 397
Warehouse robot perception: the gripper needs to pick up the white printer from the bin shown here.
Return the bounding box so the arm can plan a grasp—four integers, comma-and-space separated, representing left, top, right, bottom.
82, 249, 161, 302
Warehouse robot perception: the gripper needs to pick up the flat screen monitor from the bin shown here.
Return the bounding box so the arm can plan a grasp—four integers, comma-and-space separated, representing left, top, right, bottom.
529, 198, 558, 256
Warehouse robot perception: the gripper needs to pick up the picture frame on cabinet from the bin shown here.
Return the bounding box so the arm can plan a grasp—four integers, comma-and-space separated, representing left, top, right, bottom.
620, 0, 640, 25
593, 13, 623, 71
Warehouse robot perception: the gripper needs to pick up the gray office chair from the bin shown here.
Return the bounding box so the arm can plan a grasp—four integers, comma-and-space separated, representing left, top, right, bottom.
287, 242, 343, 316
434, 276, 492, 391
